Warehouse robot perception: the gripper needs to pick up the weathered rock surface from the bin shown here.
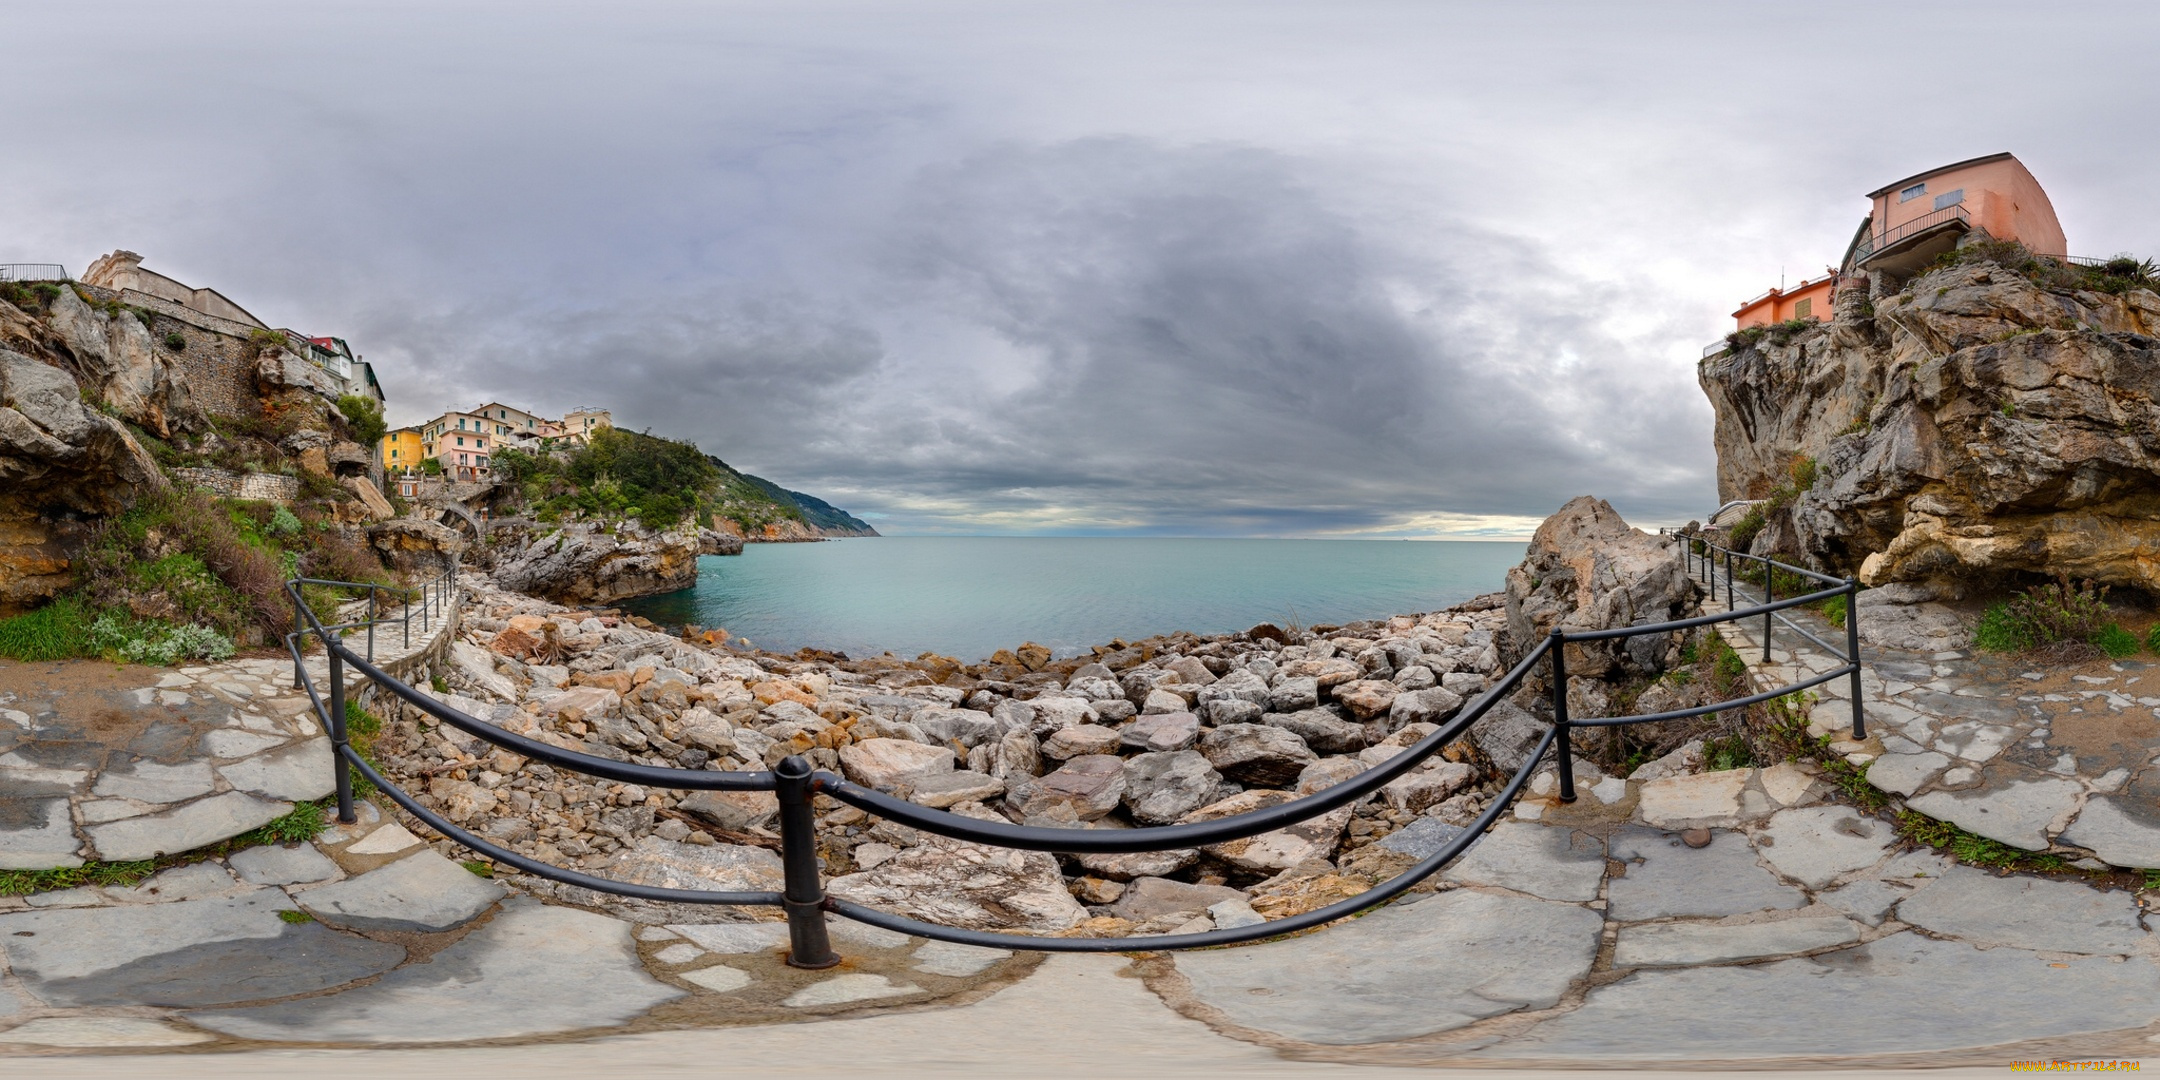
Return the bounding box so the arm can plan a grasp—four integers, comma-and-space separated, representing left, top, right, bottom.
1699, 255, 2160, 590
491, 521, 701, 604
1505, 496, 1695, 679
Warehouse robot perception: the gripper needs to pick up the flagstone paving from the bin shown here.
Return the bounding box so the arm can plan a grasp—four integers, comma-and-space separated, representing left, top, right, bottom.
0, 590, 458, 873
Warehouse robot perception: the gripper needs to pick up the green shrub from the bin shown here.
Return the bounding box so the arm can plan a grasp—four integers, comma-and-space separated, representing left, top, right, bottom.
162, 331, 186, 351
1702, 733, 1757, 771
1973, 602, 2030, 653
0, 597, 93, 661
2096, 623, 2140, 659
1819, 594, 1848, 629
336, 394, 387, 446
2146, 624, 2160, 654
1726, 507, 1766, 552
267, 505, 304, 537
88, 611, 237, 665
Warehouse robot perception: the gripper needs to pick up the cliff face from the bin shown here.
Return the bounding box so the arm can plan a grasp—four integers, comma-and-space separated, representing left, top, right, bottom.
489, 521, 701, 605
1699, 248, 2160, 591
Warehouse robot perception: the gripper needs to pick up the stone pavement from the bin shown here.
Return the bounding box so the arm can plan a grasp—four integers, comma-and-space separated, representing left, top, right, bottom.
5, 745, 2158, 1068
1696, 564, 2160, 870
0, 592, 456, 872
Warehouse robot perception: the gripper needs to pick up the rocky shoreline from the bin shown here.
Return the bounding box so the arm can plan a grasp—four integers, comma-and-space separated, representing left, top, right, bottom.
388, 571, 1550, 936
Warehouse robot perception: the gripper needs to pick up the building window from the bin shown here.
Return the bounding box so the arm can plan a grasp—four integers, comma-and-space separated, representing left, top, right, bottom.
1933, 188, 1964, 211
1899, 182, 1927, 203
456, 436, 464, 446
1794, 298, 1812, 319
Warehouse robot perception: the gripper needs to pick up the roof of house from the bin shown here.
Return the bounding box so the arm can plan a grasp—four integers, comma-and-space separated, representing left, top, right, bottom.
1866, 152, 2016, 199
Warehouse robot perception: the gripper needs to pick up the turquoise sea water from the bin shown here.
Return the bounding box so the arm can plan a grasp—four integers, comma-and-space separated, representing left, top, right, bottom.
621, 537, 1524, 662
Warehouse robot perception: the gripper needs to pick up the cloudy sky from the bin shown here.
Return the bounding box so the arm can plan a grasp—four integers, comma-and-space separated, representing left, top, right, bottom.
8, 1, 2156, 537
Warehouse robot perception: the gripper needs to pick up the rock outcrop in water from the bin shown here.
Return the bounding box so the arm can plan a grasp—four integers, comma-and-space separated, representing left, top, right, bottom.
1698, 244, 2160, 591
489, 521, 701, 605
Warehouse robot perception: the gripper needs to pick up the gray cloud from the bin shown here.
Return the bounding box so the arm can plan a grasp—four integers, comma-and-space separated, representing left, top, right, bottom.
7, 1, 2159, 535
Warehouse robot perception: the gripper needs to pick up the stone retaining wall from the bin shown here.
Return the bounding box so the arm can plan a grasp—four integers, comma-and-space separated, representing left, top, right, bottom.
170, 467, 300, 502
74, 282, 266, 419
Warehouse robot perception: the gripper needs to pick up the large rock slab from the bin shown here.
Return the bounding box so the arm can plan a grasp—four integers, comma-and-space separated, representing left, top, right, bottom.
190, 898, 684, 1042
1606, 828, 1805, 920
1173, 888, 1600, 1044
1755, 805, 1894, 887
1120, 750, 1234, 825
1480, 933, 2160, 1061
294, 850, 506, 932
0, 796, 82, 869
827, 832, 1086, 932
1110, 877, 1246, 922
838, 738, 955, 791
1613, 916, 1862, 968
86, 791, 292, 861
2060, 796, 2160, 869
1894, 864, 2148, 955
1441, 822, 1605, 902
0, 890, 402, 1007
214, 738, 334, 802
1198, 723, 1316, 787
1906, 776, 2082, 851
602, 836, 784, 892
1183, 790, 1352, 874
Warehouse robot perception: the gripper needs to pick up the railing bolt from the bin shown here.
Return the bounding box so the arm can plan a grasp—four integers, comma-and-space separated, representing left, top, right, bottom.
1548, 629, 1575, 803
774, 755, 840, 969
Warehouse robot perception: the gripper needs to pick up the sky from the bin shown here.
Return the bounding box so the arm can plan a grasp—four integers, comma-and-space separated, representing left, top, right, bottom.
7, 1, 2158, 538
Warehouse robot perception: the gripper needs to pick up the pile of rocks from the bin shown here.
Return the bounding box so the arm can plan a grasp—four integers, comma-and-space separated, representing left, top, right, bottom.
376, 574, 1524, 938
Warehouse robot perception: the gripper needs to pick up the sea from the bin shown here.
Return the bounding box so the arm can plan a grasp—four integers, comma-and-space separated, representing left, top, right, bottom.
620, 537, 1524, 662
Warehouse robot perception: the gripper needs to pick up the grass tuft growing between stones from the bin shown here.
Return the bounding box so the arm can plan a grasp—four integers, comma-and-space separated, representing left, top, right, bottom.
277, 909, 314, 923
1898, 811, 2068, 874
0, 860, 158, 897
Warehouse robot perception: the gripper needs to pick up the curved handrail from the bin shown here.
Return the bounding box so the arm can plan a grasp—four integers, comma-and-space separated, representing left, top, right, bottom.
282, 525, 1866, 964
827, 726, 1559, 952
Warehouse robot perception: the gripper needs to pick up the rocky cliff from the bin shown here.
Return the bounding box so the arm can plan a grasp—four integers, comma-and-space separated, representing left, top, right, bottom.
489, 521, 702, 606
1699, 243, 2160, 592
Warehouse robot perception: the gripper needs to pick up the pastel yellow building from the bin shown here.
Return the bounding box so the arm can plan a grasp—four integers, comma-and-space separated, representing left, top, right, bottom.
380, 427, 427, 475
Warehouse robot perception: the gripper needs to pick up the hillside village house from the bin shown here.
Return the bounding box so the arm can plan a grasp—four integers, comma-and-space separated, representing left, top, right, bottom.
386, 405, 614, 483
420, 410, 495, 481
1729, 153, 2067, 331
82, 251, 384, 405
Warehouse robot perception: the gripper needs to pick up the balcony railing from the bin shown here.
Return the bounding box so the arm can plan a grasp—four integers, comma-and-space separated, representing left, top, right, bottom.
0, 264, 69, 282
1852, 204, 1970, 263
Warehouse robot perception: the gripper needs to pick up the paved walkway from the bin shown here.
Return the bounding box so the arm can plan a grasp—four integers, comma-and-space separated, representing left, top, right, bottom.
1696, 565, 2160, 870
0, 594, 455, 873
3, 742, 2156, 1068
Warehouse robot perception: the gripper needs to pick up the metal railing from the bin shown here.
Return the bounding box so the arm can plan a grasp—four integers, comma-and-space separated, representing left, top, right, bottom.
285, 562, 459, 678
1677, 535, 1865, 740
0, 264, 70, 282
281, 545, 1865, 967
1852, 204, 1970, 262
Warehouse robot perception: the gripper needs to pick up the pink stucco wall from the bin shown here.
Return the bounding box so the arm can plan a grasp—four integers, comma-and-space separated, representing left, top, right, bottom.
1869, 155, 2065, 258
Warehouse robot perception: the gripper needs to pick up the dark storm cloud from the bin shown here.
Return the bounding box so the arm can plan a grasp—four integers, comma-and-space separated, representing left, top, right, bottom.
7, 1, 2159, 535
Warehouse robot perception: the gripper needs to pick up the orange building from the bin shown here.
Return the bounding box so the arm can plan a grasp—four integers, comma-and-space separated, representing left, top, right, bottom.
1726, 153, 2066, 333
1732, 273, 1838, 330
1842, 152, 2065, 275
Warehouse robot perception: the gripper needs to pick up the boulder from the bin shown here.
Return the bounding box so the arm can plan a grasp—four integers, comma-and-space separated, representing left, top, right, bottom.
1263, 706, 1375, 755
1120, 711, 1201, 753
1389, 686, 1465, 727
1110, 877, 1245, 922
340, 476, 396, 522
1333, 679, 1399, 720
1199, 724, 1318, 787
1505, 496, 1696, 679
1181, 791, 1353, 874
826, 809, 1086, 932
838, 738, 955, 791
1003, 755, 1125, 822
679, 790, 778, 831
1121, 750, 1236, 825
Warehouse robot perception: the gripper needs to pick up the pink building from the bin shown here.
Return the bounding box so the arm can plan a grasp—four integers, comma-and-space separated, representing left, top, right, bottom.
420, 410, 493, 481
1841, 152, 2066, 275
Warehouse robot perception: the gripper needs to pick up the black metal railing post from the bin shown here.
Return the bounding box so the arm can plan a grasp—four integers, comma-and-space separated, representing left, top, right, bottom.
1724, 549, 1735, 609
774, 755, 840, 968
327, 643, 356, 824
1548, 629, 1575, 803
1762, 556, 1774, 663
367, 587, 377, 663
292, 590, 305, 690
1845, 577, 1866, 739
